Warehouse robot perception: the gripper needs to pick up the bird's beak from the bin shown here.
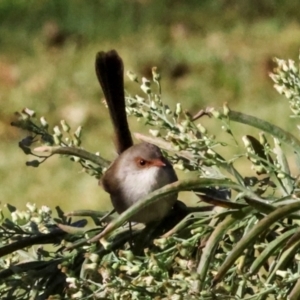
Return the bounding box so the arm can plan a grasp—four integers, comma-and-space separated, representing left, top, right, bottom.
151, 158, 167, 167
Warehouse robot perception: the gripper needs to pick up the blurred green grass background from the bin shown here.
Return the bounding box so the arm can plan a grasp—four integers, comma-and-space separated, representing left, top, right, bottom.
1, 0, 300, 212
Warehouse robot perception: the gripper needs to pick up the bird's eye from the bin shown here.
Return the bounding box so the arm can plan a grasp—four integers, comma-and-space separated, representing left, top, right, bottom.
139, 159, 146, 166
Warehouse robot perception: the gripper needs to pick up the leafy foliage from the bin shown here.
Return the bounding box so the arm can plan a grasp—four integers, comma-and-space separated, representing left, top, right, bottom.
2, 53, 300, 299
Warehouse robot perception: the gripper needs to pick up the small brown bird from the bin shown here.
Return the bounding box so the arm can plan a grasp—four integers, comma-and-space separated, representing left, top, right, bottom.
95, 50, 178, 223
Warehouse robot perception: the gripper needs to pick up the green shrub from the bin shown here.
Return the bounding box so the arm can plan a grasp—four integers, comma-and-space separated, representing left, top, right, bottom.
2, 52, 300, 300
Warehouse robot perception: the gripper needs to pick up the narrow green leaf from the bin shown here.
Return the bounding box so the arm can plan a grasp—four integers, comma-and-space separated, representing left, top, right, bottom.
197, 207, 250, 289
89, 178, 256, 243
250, 227, 299, 274
268, 239, 300, 283
227, 110, 300, 155
213, 201, 300, 285
273, 137, 294, 195
289, 278, 300, 300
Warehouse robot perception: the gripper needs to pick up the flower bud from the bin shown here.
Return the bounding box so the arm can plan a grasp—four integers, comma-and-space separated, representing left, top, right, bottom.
26, 202, 37, 212
211, 109, 221, 119
223, 102, 230, 116
126, 70, 138, 82
149, 129, 160, 137
152, 66, 161, 82
40, 116, 48, 129
175, 103, 182, 116
23, 108, 36, 117
74, 126, 82, 139
60, 120, 70, 133
53, 126, 62, 138
197, 123, 207, 134
141, 77, 151, 94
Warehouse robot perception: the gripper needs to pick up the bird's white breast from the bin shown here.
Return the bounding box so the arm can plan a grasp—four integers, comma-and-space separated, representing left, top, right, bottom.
113, 165, 177, 223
